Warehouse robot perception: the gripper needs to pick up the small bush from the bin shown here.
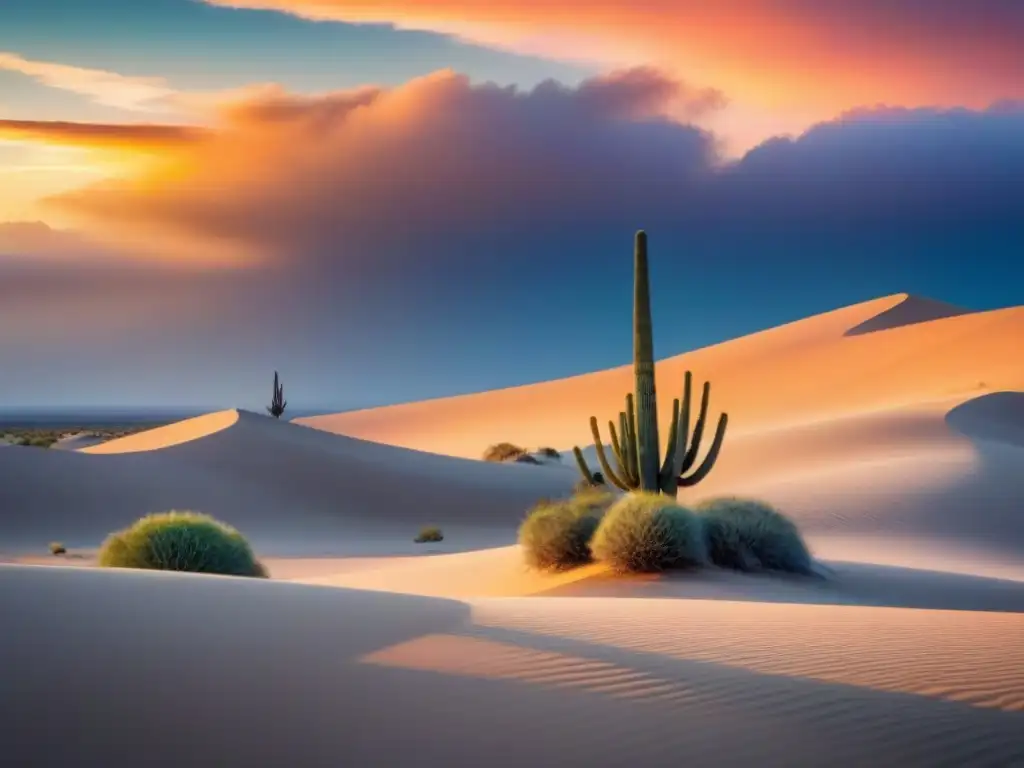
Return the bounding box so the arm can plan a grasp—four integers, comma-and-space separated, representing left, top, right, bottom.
538, 447, 561, 460
513, 453, 541, 464
519, 489, 613, 571
483, 442, 529, 462
695, 497, 812, 574
97, 511, 266, 578
590, 493, 706, 573
49, 541, 66, 556
414, 526, 444, 543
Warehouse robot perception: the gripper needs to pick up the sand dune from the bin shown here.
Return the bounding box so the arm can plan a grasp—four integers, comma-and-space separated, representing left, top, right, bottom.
297, 293, 1024, 455
3, 292, 1023, 767
0, 408, 574, 555
3, 565, 1023, 768
294, 293, 1024, 577
82, 409, 241, 454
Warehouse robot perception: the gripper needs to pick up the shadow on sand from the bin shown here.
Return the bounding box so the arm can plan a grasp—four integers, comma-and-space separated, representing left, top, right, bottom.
542, 559, 1024, 613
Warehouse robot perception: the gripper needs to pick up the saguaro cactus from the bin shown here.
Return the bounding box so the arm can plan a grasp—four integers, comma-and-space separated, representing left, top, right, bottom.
633, 231, 661, 491
267, 370, 287, 418
572, 231, 728, 496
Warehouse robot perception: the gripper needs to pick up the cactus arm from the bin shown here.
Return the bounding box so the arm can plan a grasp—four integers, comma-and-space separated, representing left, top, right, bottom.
680, 380, 711, 473
625, 393, 640, 485
678, 412, 728, 487
659, 397, 678, 476
658, 397, 680, 493
618, 412, 633, 484
608, 418, 629, 477
619, 411, 639, 487
572, 446, 595, 485
670, 371, 693, 480
590, 417, 633, 491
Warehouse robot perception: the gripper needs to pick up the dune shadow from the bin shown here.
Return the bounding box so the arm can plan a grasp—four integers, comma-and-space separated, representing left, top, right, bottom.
542, 560, 1024, 613
946, 390, 1024, 448
843, 294, 971, 336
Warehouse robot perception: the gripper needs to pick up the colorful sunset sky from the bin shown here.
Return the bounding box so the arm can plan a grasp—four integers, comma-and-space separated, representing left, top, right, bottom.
2, 0, 1023, 410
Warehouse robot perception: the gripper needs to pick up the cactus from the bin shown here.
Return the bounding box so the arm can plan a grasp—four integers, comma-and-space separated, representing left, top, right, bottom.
572, 231, 728, 496
267, 370, 287, 418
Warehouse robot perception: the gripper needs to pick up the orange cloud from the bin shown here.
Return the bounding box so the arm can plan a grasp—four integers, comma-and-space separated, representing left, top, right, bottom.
201, 0, 1024, 119
0, 119, 206, 151
35, 67, 1024, 281
44, 68, 720, 266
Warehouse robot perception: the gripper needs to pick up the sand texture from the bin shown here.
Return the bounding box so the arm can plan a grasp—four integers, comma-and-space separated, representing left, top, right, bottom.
2, 292, 1023, 767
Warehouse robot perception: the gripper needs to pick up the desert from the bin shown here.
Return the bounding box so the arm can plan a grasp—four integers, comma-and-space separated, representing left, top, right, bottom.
3, 283, 1023, 767
4, 3, 1024, 763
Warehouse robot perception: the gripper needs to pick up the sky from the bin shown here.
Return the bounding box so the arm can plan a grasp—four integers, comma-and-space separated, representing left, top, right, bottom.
1, 0, 1023, 410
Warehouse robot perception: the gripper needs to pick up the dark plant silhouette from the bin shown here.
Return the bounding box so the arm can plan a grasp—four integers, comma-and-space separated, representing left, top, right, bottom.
267, 370, 287, 418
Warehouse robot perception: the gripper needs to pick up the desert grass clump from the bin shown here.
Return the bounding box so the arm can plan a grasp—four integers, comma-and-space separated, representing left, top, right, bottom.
97, 511, 266, 577
49, 541, 66, 556
483, 442, 529, 462
590, 492, 706, 573
519, 489, 613, 571
695, 497, 812, 574
414, 526, 444, 543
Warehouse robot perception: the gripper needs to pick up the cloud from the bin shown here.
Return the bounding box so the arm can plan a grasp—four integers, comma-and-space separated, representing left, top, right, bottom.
47, 68, 1024, 269
7, 68, 1024, 407
0, 51, 181, 112
0, 119, 206, 151
47, 68, 722, 265
0, 220, 107, 259
199, 0, 1024, 118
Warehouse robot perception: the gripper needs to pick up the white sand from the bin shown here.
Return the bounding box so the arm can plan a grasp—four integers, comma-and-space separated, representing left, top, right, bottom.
2, 292, 1023, 766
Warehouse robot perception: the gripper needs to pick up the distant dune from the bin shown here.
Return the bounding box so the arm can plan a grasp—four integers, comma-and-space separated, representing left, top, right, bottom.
297, 293, 1023, 455
296, 292, 1024, 575
2, 292, 1023, 767
0, 407, 575, 555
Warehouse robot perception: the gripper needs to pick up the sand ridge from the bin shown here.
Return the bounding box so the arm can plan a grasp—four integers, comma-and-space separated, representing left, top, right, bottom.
3, 292, 1024, 767
296, 293, 1024, 457
81, 409, 240, 454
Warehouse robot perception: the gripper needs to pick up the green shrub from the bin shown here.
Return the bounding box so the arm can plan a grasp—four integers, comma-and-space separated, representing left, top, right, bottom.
590, 492, 706, 573
695, 497, 812, 574
519, 488, 613, 571
97, 511, 266, 578
414, 526, 444, 543
49, 541, 66, 556
483, 442, 528, 462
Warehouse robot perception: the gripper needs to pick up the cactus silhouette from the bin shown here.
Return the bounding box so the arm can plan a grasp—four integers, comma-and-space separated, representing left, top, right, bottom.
267, 371, 287, 418
572, 231, 727, 495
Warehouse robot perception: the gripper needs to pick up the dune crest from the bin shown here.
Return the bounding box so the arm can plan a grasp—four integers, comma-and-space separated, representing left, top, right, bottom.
82, 409, 240, 454
296, 293, 1023, 458
844, 293, 972, 336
